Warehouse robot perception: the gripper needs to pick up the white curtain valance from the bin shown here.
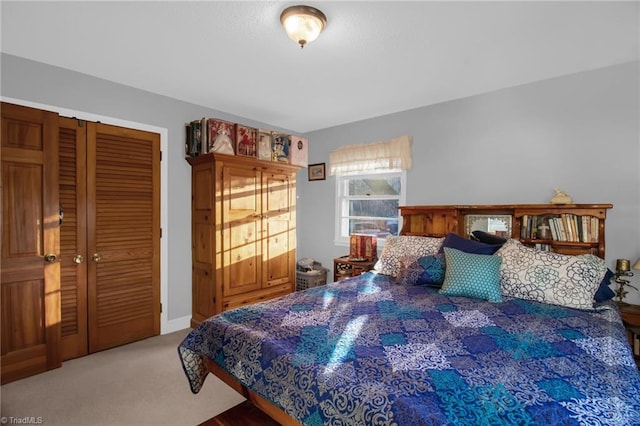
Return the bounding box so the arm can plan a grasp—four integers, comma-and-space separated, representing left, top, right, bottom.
329, 135, 412, 176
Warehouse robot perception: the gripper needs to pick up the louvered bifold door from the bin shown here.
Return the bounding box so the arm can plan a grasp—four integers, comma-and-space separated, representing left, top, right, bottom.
87, 122, 160, 352
58, 117, 88, 360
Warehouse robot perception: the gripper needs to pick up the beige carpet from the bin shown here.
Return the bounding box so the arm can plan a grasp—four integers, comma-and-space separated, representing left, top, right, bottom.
0, 329, 245, 426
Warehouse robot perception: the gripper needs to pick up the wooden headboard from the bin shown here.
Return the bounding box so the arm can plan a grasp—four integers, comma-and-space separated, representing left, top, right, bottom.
398, 204, 612, 259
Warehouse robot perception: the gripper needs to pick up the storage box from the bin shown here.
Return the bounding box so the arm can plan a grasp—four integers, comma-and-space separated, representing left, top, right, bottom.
349, 235, 377, 261
206, 118, 236, 154
289, 135, 308, 167
296, 267, 328, 291
271, 133, 290, 163
235, 124, 257, 157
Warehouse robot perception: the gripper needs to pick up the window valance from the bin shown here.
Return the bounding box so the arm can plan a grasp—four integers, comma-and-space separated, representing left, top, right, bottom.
329, 135, 412, 175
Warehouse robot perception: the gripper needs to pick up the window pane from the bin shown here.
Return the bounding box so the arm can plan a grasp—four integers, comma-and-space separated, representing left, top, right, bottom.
348, 176, 400, 196
350, 219, 398, 238
349, 199, 399, 218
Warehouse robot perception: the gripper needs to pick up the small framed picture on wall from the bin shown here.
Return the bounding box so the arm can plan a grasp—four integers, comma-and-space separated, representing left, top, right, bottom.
308, 163, 326, 181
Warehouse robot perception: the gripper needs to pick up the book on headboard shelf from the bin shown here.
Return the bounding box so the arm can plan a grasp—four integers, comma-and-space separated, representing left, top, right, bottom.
520, 214, 598, 243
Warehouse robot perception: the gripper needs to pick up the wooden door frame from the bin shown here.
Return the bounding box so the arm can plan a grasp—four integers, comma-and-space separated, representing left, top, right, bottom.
1, 97, 173, 333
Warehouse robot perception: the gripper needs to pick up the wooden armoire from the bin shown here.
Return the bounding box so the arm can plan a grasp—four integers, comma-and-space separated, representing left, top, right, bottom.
188, 153, 299, 325
1, 102, 160, 384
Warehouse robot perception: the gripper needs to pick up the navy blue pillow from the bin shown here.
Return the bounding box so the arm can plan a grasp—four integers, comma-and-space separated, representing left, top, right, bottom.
471, 230, 508, 245
438, 233, 502, 255
594, 269, 615, 302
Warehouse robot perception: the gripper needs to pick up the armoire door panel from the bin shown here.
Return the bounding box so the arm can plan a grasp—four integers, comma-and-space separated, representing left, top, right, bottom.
194, 220, 214, 265
1, 102, 61, 384
222, 165, 262, 296
58, 117, 88, 361
192, 266, 214, 325
193, 168, 214, 210
87, 122, 160, 353
262, 172, 295, 288
263, 224, 291, 286
227, 222, 260, 288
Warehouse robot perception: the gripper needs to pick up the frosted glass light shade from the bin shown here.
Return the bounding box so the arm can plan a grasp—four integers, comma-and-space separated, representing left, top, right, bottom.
280, 5, 327, 48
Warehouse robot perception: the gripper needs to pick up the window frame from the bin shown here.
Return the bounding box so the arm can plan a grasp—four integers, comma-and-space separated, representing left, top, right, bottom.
334, 169, 407, 247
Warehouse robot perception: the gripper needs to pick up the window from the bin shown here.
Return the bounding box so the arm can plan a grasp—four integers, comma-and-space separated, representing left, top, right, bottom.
330, 135, 412, 246
335, 170, 406, 245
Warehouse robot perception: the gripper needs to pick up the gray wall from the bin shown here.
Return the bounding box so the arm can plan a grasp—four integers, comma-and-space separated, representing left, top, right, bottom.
3, 53, 639, 313
0, 53, 302, 324
298, 61, 640, 304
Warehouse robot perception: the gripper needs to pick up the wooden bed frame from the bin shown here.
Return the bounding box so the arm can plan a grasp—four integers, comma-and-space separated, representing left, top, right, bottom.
202, 203, 611, 424
204, 359, 300, 425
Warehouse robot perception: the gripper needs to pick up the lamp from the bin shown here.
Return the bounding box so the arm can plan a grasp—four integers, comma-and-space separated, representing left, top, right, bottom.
614, 258, 638, 305
280, 5, 327, 48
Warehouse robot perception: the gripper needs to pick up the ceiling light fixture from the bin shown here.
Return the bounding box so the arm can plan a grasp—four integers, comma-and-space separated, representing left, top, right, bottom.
280, 5, 327, 49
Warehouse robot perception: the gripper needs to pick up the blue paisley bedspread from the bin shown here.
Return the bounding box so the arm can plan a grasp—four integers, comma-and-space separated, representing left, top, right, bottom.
178, 272, 640, 425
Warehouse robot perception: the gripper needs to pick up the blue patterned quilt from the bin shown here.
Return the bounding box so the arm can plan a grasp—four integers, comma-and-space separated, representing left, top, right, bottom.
179, 272, 640, 425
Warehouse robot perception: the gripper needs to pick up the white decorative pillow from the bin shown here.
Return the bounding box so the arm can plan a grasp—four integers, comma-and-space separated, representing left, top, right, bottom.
495, 239, 607, 310
375, 235, 444, 277
393, 254, 423, 286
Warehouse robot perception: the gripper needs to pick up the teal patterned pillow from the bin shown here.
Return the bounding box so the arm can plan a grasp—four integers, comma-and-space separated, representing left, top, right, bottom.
416, 254, 446, 286
439, 247, 503, 302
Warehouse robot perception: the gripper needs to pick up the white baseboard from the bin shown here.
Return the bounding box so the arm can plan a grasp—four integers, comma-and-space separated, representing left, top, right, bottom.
164, 315, 192, 334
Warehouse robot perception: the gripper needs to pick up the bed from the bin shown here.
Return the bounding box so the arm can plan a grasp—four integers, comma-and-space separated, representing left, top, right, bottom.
179, 210, 640, 425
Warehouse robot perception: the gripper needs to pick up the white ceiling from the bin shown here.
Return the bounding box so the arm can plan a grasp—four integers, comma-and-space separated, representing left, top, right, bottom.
2, 1, 638, 133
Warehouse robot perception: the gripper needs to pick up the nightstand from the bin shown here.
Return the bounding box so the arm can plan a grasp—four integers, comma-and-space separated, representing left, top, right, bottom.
618, 303, 640, 369
333, 256, 377, 282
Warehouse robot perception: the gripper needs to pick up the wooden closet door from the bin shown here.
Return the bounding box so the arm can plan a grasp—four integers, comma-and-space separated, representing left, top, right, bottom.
58, 117, 88, 360
1, 103, 61, 383
86, 122, 160, 352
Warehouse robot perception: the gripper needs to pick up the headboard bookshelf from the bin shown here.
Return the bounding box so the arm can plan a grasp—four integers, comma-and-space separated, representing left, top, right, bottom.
398, 204, 612, 258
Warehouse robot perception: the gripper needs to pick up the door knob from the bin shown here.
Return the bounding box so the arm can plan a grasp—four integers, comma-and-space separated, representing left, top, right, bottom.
44, 253, 58, 263
92, 253, 102, 262
73, 255, 84, 264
